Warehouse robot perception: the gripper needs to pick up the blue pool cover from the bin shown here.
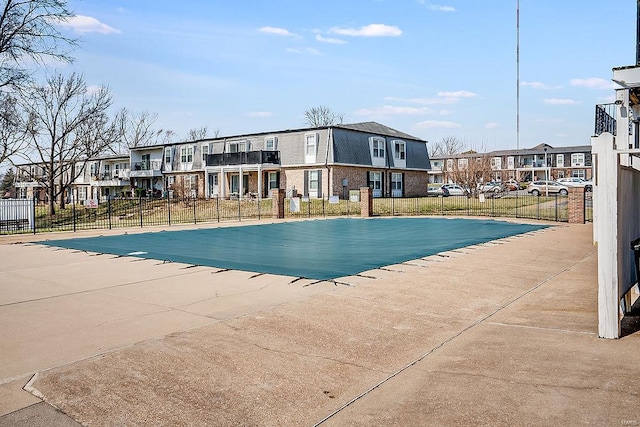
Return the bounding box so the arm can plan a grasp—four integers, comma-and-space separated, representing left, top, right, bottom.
38, 218, 547, 280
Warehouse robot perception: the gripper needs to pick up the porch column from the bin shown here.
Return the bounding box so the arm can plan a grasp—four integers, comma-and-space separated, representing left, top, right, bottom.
221, 167, 226, 199
257, 166, 262, 200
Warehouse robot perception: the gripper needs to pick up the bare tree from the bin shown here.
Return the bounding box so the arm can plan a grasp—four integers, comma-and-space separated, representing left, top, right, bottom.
428, 136, 464, 157
20, 72, 119, 213
187, 126, 208, 141
0, 92, 28, 164
449, 153, 492, 197
304, 106, 344, 127
111, 108, 158, 153
0, 0, 76, 90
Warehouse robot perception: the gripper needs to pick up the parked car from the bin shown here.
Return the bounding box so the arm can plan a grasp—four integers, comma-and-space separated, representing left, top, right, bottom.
478, 182, 504, 193
527, 180, 569, 196
427, 185, 449, 197
441, 184, 469, 196
556, 177, 592, 192
504, 179, 519, 191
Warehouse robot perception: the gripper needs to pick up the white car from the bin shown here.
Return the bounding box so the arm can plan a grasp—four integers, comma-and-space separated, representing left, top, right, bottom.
441, 184, 469, 196
556, 177, 592, 192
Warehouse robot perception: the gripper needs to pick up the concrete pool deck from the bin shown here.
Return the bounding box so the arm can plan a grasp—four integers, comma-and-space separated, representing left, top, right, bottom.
0, 218, 639, 426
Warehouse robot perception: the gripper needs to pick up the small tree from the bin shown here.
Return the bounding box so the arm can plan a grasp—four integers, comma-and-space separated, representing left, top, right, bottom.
428, 136, 464, 157
0, 168, 16, 197
304, 106, 343, 127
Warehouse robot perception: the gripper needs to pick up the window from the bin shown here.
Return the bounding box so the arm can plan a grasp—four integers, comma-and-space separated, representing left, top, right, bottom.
572, 169, 586, 179
165, 148, 171, 165
372, 138, 385, 158
104, 164, 110, 177
391, 172, 403, 197
202, 145, 209, 161
141, 153, 151, 170
228, 141, 248, 153
268, 172, 278, 190
571, 153, 585, 167
556, 154, 564, 168
393, 141, 405, 160
305, 133, 317, 163
491, 157, 502, 170
181, 146, 193, 163
370, 171, 382, 198
265, 137, 277, 151
458, 158, 468, 169
309, 170, 319, 191
507, 156, 515, 169
446, 159, 454, 170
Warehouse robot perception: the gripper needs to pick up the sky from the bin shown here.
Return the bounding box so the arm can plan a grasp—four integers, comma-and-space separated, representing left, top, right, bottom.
45, 0, 638, 151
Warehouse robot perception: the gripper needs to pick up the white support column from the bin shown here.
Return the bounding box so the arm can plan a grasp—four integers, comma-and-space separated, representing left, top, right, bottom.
257, 166, 262, 200
239, 166, 243, 199
593, 132, 621, 339
221, 167, 226, 199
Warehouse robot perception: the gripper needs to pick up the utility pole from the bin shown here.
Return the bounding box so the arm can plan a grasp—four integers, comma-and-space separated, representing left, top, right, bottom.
516, 0, 520, 149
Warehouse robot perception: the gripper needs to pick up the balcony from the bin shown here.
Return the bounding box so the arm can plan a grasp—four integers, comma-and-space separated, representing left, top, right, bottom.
595, 103, 616, 136
206, 150, 280, 167
130, 160, 163, 177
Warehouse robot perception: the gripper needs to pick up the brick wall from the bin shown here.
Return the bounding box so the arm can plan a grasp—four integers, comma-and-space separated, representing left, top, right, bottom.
567, 187, 585, 224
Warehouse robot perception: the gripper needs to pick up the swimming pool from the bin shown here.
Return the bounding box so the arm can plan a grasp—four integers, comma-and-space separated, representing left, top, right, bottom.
38, 217, 547, 280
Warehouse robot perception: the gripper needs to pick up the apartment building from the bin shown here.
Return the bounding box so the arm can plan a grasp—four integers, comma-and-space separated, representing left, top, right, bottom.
429, 143, 592, 184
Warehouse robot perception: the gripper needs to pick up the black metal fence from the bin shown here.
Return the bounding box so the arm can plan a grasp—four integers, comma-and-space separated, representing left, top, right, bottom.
1, 191, 576, 235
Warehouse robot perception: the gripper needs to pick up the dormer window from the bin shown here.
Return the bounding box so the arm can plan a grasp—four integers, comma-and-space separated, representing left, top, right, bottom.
228, 141, 249, 153
181, 146, 193, 163
265, 137, 278, 151
305, 133, 317, 163
372, 138, 385, 158
393, 140, 405, 160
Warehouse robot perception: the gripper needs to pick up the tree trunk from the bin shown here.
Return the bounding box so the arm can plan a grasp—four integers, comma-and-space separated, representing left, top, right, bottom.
48, 176, 56, 215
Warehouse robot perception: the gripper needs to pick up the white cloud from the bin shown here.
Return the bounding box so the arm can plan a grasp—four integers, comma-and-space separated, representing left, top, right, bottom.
247, 111, 273, 118
485, 122, 499, 129
286, 47, 321, 55
544, 98, 577, 105
415, 120, 462, 129
384, 96, 457, 105
330, 24, 402, 37
315, 34, 347, 44
58, 15, 120, 34
436, 90, 477, 98
570, 77, 616, 90
354, 106, 434, 116
259, 26, 295, 36
521, 81, 561, 90
417, 1, 456, 12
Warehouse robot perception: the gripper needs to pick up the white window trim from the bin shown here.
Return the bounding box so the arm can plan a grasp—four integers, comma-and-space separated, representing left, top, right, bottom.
556, 154, 564, 168
227, 140, 250, 153
571, 153, 584, 167
265, 136, 278, 151
369, 137, 386, 167
305, 133, 318, 164
202, 144, 209, 162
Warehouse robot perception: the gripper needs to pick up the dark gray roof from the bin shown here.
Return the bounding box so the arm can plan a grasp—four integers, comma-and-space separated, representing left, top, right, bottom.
334, 122, 424, 142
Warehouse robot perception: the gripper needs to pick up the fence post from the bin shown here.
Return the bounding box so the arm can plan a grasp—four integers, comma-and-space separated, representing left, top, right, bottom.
193, 197, 197, 224
108, 197, 112, 230
72, 197, 76, 232
555, 194, 558, 222
32, 195, 37, 235
515, 191, 519, 218
258, 197, 261, 220
167, 193, 171, 226
237, 197, 241, 221
139, 196, 143, 228
216, 196, 220, 222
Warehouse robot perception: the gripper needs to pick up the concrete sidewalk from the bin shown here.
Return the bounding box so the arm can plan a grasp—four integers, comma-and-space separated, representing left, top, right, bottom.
1, 220, 639, 426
